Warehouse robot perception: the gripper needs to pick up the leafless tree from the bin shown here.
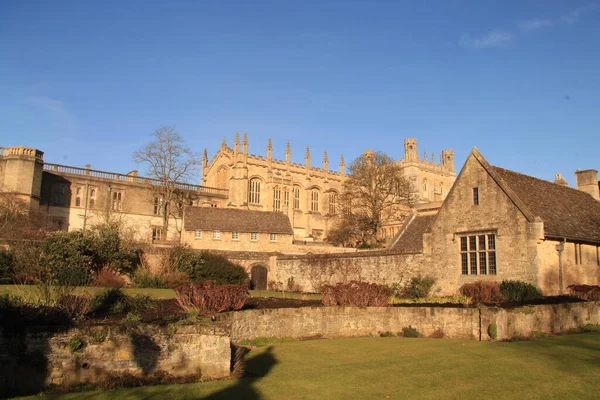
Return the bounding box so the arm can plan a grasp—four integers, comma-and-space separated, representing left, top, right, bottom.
0, 190, 47, 240
133, 126, 201, 238
328, 151, 414, 247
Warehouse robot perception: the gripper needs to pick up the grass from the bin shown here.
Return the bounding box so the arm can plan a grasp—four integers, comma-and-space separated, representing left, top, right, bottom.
0, 285, 321, 301
16, 332, 600, 400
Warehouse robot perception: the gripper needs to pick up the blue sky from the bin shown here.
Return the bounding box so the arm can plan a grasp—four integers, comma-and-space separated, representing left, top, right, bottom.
1, 1, 599, 186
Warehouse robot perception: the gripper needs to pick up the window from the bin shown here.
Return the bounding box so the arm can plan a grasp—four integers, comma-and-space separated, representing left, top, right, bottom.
153, 197, 163, 215
293, 187, 300, 209
232, 231, 239, 240
52, 184, 67, 206
75, 186, 82, 207
112, 191, 123, 211
270, 233, 277, 242
460, 233, 496, 275
210, 204, 217, 208
473, 187, 479, 205
249, 179, 261, 204
283, 189, 290, 211
273, 187, 281, 212
213, 230, 220, 240
574, 243, 582, 265
310, 190, 319, 212
251, 232, 258, 241
89, 188, 96, 209
152, 227, 163, 241
194, 230, 202, 239
328, 192, 338, 214
423, 179, 427, 192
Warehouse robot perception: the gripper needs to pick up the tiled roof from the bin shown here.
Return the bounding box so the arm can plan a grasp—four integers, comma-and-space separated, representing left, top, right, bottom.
492, 166, 600, 243
390, 214, 436, 253
184, 207, 293, 234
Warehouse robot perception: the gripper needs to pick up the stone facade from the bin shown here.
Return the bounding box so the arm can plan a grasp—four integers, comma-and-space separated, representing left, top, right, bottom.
201, 135, 455, 241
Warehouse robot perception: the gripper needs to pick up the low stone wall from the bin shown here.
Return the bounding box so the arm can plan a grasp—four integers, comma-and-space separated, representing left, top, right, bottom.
0, 323, 231, 397
223, 301, 600, 343
481, 301, 600, 341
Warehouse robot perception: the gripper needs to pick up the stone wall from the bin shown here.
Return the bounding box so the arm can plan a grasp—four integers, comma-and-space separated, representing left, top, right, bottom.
223, 301, 600, 343
0, 323, 231, 397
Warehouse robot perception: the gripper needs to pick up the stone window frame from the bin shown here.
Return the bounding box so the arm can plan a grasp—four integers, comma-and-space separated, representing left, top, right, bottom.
111, 190, 124, 211
194, 230, 202, 239
273, 186, 282, 212
459, 232, 496, 275
249, 178, 261, 205
250, 232, 258, 241
293, 186, 301, 210
75, 186, 82, 207
152, 226, 163, 242
213, 230, 221, 240
232, 231, 239, 240
310, 189, 319, 212
153, 196, 164, 215
89, 187, 96, 209
328, 192, 338, 215
473, 187, 479, 206
270, 233, 277, 242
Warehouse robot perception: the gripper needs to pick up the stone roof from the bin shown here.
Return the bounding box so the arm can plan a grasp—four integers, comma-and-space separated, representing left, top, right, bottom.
491, 166, 600, 243
184, 207, 293, 234
389, 213, 436, 253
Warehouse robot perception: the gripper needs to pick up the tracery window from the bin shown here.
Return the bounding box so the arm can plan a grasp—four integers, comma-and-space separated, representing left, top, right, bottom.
249, 179, 261, 204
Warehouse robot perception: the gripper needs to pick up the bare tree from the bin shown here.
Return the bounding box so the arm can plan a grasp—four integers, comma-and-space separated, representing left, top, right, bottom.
0, 190, 47, 240
133, 126, 201, 238
328, 151, 414, 247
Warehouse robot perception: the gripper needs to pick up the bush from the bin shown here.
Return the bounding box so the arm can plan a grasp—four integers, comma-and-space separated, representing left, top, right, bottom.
402, 326, 420, 338
321, 281, 393, 307
430, 328, 445, 339
68, 336, 84, 352
567, 284, 600, 301
92, 266, 127, 288
88, 288, 126, 316
0, 293, 22, 309
0, 250, 14, 283
57, 294, 92, 320
459, 281, 504, 304
401, 275, 436, 299
488, 324, 498, 340
170, 246, 248, 285
174, 281, 248, 317
132, 268, 167, 288
500, 280, 543, 303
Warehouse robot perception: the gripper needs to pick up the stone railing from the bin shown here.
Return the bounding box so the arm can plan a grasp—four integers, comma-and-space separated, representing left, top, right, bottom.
43, 163, 228, 197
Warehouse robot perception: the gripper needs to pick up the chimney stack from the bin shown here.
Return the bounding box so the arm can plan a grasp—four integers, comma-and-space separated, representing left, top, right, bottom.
575, 169, 599, 199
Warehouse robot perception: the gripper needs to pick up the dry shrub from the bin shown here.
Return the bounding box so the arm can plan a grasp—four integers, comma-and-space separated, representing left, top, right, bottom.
57, 294, 92, 320
162, 270, 191, 289
321, 281, 392, 307
567, 284, 600, 301
430, 328, 445, 339
174, 281, 248, 317
459, 281, 504, 304
92, 266, 128, 288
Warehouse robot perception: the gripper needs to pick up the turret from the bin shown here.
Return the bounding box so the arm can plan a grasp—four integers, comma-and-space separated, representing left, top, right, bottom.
404, 138, 418, 162
441, 149, 455, 172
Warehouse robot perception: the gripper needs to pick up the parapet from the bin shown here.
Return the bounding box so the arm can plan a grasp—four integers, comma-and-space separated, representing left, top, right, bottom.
0, 146, 44, 162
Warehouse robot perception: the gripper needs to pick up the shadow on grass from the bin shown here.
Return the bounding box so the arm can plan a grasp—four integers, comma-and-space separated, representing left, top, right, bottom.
203, 346, 278, 400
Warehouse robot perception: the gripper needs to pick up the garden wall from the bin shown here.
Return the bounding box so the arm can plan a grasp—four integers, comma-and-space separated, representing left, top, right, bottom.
0, 323, 231, 397
223, 301, 600, 342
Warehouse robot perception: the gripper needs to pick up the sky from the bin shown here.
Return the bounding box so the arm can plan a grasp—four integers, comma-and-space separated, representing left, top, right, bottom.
1, 0, 599, 186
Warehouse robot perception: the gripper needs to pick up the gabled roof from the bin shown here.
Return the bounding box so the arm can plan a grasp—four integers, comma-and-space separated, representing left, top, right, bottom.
389, 213, 436, 253
184, 207, 293, 234
470, 148, 600, 244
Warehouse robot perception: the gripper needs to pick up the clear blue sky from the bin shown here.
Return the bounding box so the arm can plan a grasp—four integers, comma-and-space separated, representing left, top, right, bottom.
1, 1, 599, 186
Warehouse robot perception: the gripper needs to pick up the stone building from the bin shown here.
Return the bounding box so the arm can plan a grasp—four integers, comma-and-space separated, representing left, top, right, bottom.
182, 207, 294, 253
201, 134, 455, 241
0, 146, 228, 241
392, 148, 600, 295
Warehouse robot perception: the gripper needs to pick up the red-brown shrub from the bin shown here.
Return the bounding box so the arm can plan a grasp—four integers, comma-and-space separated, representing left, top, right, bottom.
459, 281, 504, 304
321, 281, 392, 307
174, 281, 248, 317
92, 266, 127, 288
567, 284, 600, 301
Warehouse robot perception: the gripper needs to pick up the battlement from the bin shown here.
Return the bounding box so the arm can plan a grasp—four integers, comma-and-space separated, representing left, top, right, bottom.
0, 146, 44, 162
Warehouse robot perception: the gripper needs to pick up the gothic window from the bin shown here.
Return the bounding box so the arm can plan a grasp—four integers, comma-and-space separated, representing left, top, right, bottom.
249, 179, 261, 205
293, 186, 301, 210
273, 186, 281, 212
328, 192, 338, 214
283, 188, 290, 211
460, 233, 496, 275
310, 190, 319, 212
112, 191, 123, 211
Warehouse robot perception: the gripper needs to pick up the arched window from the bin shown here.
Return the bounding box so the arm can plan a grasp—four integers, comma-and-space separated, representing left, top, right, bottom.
249, 179, 261, 204
328, 192, 338, 214
310, 189, 319, 212
273, 186, 281, 212
293, 186, 301, 210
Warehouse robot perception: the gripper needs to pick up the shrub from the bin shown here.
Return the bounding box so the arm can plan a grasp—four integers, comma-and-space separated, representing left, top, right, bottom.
321, 281, 393, 307
430, 328, 445, 339
488, 324, 498, 340
132, 268, 167, 288
402, 326, 420, 338
89, 288, 126, 315
500, 280, 543, 303
0, 250, 14, 283
68, 336, 84, 352
401, 275, 436, 299
174, 281, 248, 317
170, 246, 249, 285
0, 293, 22, 309
567, 284, 600, 301
57, 294, 92, 320
379, 331, 394, 337
459, 281, 504, 304
92, 266, 127, 288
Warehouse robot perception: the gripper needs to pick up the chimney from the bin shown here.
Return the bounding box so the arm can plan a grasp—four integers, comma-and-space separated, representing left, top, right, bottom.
553, 174, 568, 187
575, 169, 599, 199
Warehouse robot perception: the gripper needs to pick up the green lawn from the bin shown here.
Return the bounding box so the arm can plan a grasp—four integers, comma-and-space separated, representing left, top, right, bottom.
0, 285, 321, 301
18, 333, 600, 400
